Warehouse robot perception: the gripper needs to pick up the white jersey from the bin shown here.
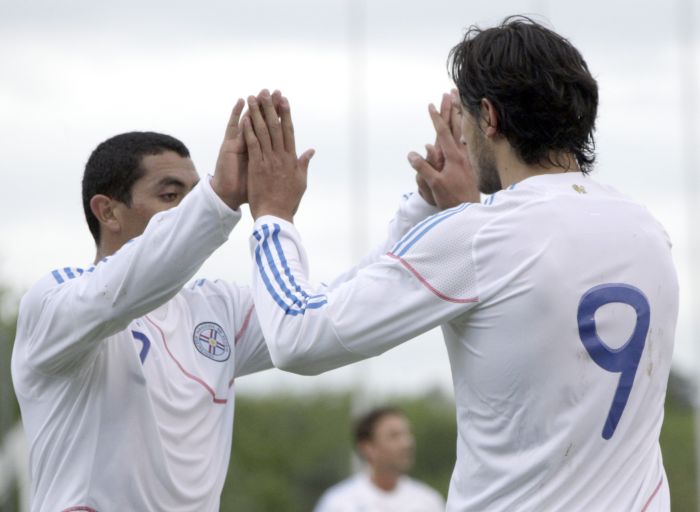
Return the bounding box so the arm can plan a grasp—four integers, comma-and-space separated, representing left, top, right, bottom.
11, 179, 271, 512
314, 472, 445, 512
251, 173, 678, 511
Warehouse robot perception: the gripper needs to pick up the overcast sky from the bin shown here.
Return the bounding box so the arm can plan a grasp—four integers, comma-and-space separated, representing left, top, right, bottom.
1, 0, 698, 398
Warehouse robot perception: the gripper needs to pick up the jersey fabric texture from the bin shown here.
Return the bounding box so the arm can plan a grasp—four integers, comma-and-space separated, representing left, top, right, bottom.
251, 173, 678, 511
314, 473, 445, 512
11, 180, 271, 512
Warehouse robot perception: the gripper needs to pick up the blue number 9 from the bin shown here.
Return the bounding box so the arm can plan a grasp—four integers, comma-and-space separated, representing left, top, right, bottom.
577, 283, 650, 440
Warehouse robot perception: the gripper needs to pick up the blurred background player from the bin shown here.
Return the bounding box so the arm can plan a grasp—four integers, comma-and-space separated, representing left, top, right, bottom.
244, 16, 678, 511
314, 406, 444, 512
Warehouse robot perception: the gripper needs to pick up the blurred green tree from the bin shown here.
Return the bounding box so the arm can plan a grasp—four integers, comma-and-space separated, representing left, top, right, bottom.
0, 286, 20, 512
225, 383, 696, 511
223, 393, 354, 511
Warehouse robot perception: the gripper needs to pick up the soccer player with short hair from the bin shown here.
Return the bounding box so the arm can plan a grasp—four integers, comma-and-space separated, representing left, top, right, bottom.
11, 102, 267, 511
314, 406, 444, 512
245, 16, 678, 511
11, 94, 438, 511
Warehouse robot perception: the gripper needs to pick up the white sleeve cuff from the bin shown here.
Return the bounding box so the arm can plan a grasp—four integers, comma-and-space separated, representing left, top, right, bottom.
202, 175, 242, 231
400, 191, 440, 223
253, 215, 298, 235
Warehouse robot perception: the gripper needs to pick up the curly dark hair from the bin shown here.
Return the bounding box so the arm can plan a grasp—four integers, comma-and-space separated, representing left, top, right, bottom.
82, 131, 190, 245
449, 15, 598, 174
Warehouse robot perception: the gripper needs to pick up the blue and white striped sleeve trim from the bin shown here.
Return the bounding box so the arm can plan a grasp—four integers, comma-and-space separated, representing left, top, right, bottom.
190, 278, 208, 289
50, 266, 94, 284
483, 184, 517, 206
389, 203, 472, 257
253, 223, 327, 316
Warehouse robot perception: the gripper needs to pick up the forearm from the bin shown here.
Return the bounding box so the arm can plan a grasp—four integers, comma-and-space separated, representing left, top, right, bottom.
87, 179, 237, 320
324, 192, 438, 291
24, 178, 240, 371
250, 216, 463, 375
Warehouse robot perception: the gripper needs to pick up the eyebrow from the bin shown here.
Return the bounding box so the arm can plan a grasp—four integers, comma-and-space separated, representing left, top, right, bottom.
155, 176, 200, 190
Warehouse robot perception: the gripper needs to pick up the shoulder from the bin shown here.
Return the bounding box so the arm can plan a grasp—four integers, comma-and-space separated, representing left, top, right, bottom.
179, 278, 256, 337
399, 477, 445, 506
387, 189, 534, 259
584, 178, 673, 243
389, 202, 481, 258
181, 277, 251, 306
44, 266, 94, 286
13, 267, 93, 375
385, 202, 486, 304
318, 475, 365, 503
21, 266, 92, 312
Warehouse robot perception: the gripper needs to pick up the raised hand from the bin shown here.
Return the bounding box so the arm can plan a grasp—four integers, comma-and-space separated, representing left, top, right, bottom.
244, 89, 315, 222
416, 92, 453, 206
211, 98, 248, 210
409, 91, 479, 209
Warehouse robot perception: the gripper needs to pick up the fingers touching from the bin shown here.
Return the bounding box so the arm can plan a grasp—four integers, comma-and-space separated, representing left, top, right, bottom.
247, 94, 272, 154
243, 90, 314, 221
449, 91, 462, 143
241, 117, 261, 163
428, 103, 460, 160
259, 90, 284, 151
279, 97, 296, 154
425, 143, 444, 170
246, 89, 300, 155
406, 91, 479, 210
407, 151, 438, 183
223, 98, 245, 142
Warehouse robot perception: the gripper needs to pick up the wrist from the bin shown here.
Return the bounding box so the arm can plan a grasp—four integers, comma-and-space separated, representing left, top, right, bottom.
210, 177, 241, 211
219, 196, 241, 211
252, 205, 294, 223
417, 188, 433, 205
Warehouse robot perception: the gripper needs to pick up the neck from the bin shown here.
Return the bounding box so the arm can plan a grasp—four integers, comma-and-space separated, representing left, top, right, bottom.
370, 468, 400, 492
496, 146, 579, 189
94, 239, 122, 264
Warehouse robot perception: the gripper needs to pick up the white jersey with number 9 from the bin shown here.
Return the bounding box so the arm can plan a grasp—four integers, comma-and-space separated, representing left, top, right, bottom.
251, 173, 678, 511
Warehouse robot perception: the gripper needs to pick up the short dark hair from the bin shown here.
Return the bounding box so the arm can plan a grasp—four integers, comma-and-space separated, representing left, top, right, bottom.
449, 15, 598, 173
353, 406, 405, 445
82, 131, 190, 244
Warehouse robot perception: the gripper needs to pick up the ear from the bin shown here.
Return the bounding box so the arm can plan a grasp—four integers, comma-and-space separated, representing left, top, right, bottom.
357, 440, 374, 463
89, 194, 121, 238
480, 98, 499, 138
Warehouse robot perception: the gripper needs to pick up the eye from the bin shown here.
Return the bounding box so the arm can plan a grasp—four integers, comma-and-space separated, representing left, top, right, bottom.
160, 193, 179, 202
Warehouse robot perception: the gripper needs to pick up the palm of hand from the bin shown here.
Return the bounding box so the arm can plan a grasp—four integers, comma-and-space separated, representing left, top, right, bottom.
215, 133, 248, 207
411, 93, 480, 210
434, 148, 478, 209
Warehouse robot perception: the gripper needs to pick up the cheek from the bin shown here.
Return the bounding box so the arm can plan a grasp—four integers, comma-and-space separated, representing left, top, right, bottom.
461, 120, 479, 153
124, 204, 162, 235
460, 118, 470, 143
466, 139, 480, 169
133, 198, 172, 220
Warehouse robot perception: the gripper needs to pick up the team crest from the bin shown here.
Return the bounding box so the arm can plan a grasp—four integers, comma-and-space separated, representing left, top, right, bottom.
193, 322, 231, 362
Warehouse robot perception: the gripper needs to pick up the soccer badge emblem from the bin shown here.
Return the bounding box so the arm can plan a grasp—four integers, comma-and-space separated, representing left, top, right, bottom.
193, 322, 231, 362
